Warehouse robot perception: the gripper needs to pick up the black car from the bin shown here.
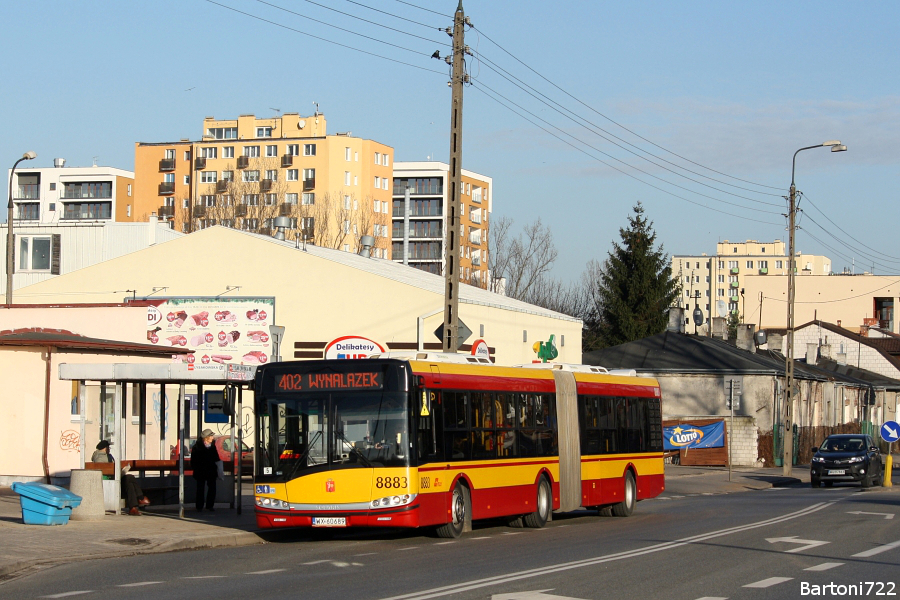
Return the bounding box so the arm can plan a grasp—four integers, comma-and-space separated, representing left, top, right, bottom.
810, 434, 884, 488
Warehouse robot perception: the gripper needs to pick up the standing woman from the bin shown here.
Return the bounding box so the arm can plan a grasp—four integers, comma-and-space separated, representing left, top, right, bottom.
191, 429, 222, 511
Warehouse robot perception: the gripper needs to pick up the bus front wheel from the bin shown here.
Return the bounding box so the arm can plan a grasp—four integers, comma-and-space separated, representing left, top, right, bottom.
524, 477, 552, 528
611, 471, 636, 517
436, 484, 469, 538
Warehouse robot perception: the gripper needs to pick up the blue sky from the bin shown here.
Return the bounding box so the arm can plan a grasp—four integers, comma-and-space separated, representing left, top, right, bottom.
2, 1, 898, 282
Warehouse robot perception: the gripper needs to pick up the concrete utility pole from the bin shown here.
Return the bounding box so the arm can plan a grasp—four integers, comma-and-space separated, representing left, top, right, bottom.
442, 0, 466, 353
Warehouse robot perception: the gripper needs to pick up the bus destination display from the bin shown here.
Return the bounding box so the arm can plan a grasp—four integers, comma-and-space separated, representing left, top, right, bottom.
277, 371, 383, 392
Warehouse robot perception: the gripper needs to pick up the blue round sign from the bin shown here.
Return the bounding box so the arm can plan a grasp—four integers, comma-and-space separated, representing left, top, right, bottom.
881, 420, 900, 443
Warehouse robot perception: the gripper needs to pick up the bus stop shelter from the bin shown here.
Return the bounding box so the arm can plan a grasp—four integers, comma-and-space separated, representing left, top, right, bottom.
58, 362, 256, 517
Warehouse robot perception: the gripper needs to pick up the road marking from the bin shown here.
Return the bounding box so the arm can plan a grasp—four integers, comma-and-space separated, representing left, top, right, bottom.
502, 532, 522, 535
743, 577, 793, 588
301, 560, 330, 565
354, 552, 377, 556
694, 597, 728, 600
247, 569, 287, 574
472, 536, 491, 540
805, 562, 844, 571
434, 541, 456, 545
766, 536, 830, 553
379, 502, 832, 600
118, 582, 163, 587
669, 495, 685, 498
491, 590, 588, 600
847, 511, 894, 519
400, 547, 420, 550
39, 593, 93, 599
182, 576, 227, 579
852, 539, 900, 558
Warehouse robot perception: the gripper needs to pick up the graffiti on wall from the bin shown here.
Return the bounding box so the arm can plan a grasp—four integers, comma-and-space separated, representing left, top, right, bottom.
60, 430, 80, 452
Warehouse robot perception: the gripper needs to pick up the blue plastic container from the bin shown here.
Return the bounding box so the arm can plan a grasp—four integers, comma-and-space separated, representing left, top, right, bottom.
11, 482, 83, 526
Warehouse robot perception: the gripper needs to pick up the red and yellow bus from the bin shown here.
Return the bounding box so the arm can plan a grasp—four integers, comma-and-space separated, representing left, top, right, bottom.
252, 353, 664, 537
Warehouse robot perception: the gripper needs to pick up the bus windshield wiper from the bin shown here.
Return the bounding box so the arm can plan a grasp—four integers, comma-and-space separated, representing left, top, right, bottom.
283, 430, 323, 480
336, 429, 374, 467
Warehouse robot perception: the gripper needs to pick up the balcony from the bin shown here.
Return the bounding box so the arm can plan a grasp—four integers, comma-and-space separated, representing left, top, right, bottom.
257, 227, 272, 236
15, 203, 40, 221
193, 205, 206, 218
215, 180, 228, 193
303, 178, 315, 191
730, 281, 739, 288
15, 184, 40, 200
469, 211, 482, 224
158, 205, 175, 217
730, 295, 739, 302
260, 179, 273, 192
279, 203, 294, 217
730, 267, 739, 274
194, 157, 207, 170
237, 156, 250, 169
759, 267, 768, 274
235, 205, 248, 217
281, 154, 293, 168
159, 159, 175, 171
158, 182, 175, 195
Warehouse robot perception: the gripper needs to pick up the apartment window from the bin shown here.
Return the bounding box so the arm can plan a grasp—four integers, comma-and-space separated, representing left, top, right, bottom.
343, 195, 351, 210
207, 127, 237, 139
762, 247, 766, 253
343, 244, 350, 252
266, 144, 277, 157
374, 152, 381, 164
303, 169, 315, 181
256, 127, 272, 138
354, 176, 358, 186
244, 146, 260, 158
165, 149, 175, 160
126, 205, 131, 216
265, 193, 277, 206
184, 151, 191, 161
182, 199, 190, 208
718, 260, 725, 269
746, 260, 753, 268
728, 261, 738, 268
343, 220, 350, 233
287, 144, 299, 157
285, 193, 298, 205
301, 217, 314, 232
183, 175, 190, 185
374, 199, 380, 212
221, 196, 233, 206
265, 170, 277, 181
200, 147, 217, 159
776, 260, 783, 268
729, 275, 738, 283
345, 171, 351, 186
733, 247, 738, 253
345, 147, 351, 161
718, 275, 725, 283
243, 194, 259, 206
222, 170, 233, 181
760, 260, 768, 268
302, 193, 315, 205
221, 219, 234, 228
200, 195, 216, 207
201, 171, 217, 183
223, 146, 234, 159
374, 176, 380, 188
382, 154, 389, 166
303, 144, 316, 156
243, 170, 260, 182
381, 201, 388, 213
353, 198, 358, 210
381, 178, 388, 191
164, 173, 175, 183
286, 169, 298, 181
242, 218, 259, 230
17, 236, 52, 271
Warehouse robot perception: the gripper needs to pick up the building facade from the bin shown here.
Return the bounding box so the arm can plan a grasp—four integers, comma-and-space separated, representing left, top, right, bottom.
7, 161, 134, 225
672, 239, 831, 329
133, 113, 394, 257
391, 161, 492, 289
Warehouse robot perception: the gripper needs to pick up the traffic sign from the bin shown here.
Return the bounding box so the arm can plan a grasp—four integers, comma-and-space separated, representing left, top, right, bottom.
881, 420, 899, 443
433, 319, 472, 350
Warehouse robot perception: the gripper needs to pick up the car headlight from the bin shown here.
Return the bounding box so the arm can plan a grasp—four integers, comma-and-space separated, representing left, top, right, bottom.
848, 456, 864, 463
812, 457, 825, 463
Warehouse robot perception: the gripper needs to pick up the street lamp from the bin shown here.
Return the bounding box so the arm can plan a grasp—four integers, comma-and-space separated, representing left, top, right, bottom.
6, 151, 37, 305
782, 140, 846, 476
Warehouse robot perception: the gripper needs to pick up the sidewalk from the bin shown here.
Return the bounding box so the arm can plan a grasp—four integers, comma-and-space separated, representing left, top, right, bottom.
2, 462, 896, 582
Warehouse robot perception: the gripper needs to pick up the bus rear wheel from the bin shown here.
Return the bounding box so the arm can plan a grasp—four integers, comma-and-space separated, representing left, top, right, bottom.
611, 471, 635, 517
436, 484, 468, 538
524, 477, 552, 528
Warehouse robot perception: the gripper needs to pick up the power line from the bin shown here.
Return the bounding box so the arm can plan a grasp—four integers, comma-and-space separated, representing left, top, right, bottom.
472, 79, 783, 218
204, 0, 446, 74
763, 276, 900, 304
343, 0, 446, 30
800, 214, 900, 273
472, 49, 783, 207
471, 81, 783, 227
470, 24, 784, 192
801, 192, 900, 263
393, 0, 451, 19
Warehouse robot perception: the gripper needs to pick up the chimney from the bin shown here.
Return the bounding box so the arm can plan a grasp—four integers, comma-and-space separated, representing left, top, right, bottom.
149, 212, 158, 246
53, 158, 66, 168
711, 317, 727, 340
768, 333, 783, 353
667, 308, 685, 333
820, 343, 831, 360
836, 352, 847, 366
736, 324, 756, 353
806, 343, 818, 365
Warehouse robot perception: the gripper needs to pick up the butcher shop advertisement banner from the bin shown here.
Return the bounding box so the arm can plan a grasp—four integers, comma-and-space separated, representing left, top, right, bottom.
145, 297, 275, 367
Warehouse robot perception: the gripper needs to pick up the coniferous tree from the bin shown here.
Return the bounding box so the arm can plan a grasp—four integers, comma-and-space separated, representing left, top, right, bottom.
593, 203, 679, 348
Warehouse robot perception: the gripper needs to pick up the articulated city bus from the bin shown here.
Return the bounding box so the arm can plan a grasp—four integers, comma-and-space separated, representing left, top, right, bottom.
252, 353, 664, 537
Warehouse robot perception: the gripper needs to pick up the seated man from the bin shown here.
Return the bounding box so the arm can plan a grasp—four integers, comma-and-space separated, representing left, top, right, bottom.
92, 440, 150, 516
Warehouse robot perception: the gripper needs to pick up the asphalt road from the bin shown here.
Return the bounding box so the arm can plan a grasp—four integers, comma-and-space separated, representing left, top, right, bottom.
5, 484, 898, 600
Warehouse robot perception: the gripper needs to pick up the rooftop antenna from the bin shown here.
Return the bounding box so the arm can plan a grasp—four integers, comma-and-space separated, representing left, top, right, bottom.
313, 101, 319, 116
270, 107, 281, 117
92, 156, 99, 167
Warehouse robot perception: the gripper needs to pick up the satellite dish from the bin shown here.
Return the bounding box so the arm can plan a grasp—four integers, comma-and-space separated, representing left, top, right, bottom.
298, 119, 306, 129
716, 301, 727, 318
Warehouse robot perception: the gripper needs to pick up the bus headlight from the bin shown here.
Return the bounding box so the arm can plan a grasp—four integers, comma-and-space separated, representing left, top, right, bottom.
370, 494, 414, 509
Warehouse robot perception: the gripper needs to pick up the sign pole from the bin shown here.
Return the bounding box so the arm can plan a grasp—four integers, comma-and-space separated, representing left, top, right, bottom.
729, 380, 734, 482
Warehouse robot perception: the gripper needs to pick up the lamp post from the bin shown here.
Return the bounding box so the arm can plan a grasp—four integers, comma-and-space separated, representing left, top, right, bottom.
6, 151, 37, 305
782, 141, 846, 476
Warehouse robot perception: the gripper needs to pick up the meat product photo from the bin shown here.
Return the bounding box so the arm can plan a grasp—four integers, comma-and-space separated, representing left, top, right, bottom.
168, 310, 188, 328
167, 335, 187, 347
215, 310, 236, 322
190, 311, 209, 327
242, 350, 268, 364
247, 330, 269, 343
217, 331, 241, 347
211, 354, 233, 364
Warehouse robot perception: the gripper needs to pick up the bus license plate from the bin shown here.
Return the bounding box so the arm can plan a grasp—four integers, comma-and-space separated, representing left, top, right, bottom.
312, 517, 346, 527
827, 469, 845, 475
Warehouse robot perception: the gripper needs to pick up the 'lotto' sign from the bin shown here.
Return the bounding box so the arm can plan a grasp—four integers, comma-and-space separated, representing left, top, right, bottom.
324, 336, 385, 360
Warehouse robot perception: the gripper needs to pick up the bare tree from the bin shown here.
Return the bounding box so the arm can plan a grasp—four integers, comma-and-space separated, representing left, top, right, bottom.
489, 216, 558, 299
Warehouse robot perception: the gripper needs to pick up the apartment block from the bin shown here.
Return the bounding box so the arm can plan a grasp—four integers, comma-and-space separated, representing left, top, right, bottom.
672, 239, 831, 327
391, 162, 492, 289
133, 113, 394, 256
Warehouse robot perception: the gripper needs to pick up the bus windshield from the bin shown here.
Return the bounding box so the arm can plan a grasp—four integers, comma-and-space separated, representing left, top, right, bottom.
261, 390, 410, 478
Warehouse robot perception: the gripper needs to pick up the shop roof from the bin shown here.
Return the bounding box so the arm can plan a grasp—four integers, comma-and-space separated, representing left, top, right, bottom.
0, 327, 190, 357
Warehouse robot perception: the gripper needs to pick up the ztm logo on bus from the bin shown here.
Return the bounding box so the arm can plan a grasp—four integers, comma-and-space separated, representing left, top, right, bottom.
668, 426, 704, 447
